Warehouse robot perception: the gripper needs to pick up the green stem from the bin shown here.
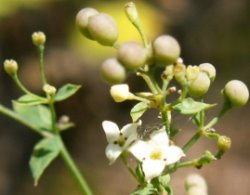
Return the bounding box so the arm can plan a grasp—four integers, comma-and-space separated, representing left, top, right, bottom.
121, 154, 139, 182
12, 74, 35, 96
204, 102, 230, 129
48, 97, 57, 133
38, 45, 47, 85
182, 130, 202, 152
138, 72, 160, 95
59, 136, 93, 195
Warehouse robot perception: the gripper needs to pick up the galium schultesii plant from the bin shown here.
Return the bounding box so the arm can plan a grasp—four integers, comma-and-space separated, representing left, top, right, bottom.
0, 2, 249, 195
76, 2, 249, 194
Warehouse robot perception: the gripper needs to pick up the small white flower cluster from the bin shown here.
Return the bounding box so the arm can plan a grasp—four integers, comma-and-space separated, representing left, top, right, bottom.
102, 120, 185, 182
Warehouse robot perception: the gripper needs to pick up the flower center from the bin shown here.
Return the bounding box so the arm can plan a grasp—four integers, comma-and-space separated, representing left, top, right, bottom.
114, 133, 127, 147
150, 148, 163, 160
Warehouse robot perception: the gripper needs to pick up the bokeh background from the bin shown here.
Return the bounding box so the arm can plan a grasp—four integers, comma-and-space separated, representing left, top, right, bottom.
0, 0, 250, 194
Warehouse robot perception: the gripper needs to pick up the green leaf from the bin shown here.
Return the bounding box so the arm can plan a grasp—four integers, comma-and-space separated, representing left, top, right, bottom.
131, 184, 157, 195
29, 137, 61, 186
54, 84, 81, 102
158, 174, 171, 187
130, 102, 148, 122
13, 101, 52, 131
172, 98, 216, 115
16, 94, 47, 106
135, 162, 145, 183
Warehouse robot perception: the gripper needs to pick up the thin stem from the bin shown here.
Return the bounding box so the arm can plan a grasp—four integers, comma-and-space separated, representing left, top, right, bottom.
182, 131, 202, 152
38, 45, 47, 85
48, 97, 57, 133
121, 154, 139, 182
137, 72, 160, 95
204, 102, 230, 129
12, 74, 35, 96
59, 136, 93, 195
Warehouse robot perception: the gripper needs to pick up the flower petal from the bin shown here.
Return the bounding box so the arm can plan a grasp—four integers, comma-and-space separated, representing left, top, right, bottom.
121, 123, 139, 148
149, 127, 169, 146
142, 159, 165, 182
102, 120, 120, 143
164, 145, 185, 165
105, 143, 122, 165
129, 140, 152, 161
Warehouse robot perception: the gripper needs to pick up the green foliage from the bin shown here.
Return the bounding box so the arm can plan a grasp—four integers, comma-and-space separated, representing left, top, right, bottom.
172, 98, 215, 115
29, 136, 61, 186
54, 84, 81, 102
16, 94, 47, 105
13, 101, 52, 132
130, 102, 148, 122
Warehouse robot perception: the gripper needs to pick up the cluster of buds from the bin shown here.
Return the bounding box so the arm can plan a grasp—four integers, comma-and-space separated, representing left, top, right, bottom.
75, 1, 249, 193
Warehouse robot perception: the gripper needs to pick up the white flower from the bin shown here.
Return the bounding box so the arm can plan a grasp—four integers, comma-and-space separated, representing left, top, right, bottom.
102, 120, 139, 164
129, 127, 185, 182
110, 84, 134, 102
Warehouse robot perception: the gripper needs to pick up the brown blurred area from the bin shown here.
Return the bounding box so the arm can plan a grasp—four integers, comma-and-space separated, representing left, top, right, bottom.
0, 0, 250, 194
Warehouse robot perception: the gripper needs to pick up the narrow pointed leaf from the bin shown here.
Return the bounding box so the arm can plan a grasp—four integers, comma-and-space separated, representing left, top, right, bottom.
130, 102, 148, 122
16, 94, 47, 106
55, 84, 81, 102
172, 98, 216, 115
29, 137, 61, 186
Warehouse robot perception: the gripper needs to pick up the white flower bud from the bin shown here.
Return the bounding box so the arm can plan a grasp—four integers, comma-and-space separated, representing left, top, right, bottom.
43, 84, 56, 95
185, 174, 208, 195
186, 65, 200, 81
188, 72, 210, 98
199, 63, 216, 81
110, 84, 133, 102
223, 80, 249, 107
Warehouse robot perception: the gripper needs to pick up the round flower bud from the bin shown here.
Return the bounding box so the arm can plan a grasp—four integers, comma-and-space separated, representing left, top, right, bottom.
3, 59, 18, 75
199, 63, 216, 81
43, 84, 56, 95
117, 41, 147, 70
188, 72, 210, 98
186, 65, 200, 81
223, 80, 249, 107
153, 35, 181, 66
217, 136, 231, 152
88, 13, 118, 46
110, 84, 133, 102
32, 31, 46, 46
75, 8, 99, 39
101, 58, 126, 84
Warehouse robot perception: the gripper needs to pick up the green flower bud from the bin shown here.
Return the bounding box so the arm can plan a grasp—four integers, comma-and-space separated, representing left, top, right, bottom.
162, 64, 174, 80
174, 63, 187, 86
43, 84, 56, 95
75, 8, 99, 39
217, 136, 231, 152
88, 13, 118, 46
124, 2, 139, 24
188, 72, 210, 98
110, 84, 134, 102
117, 41, 147, 70
199, 63, 216, 82
186, 65, 200, 81
223, 80, 249, 107
153, 35, 181, 66
31, 31, 46, 46
101, 58, 126, 84
3, 59, 18, 75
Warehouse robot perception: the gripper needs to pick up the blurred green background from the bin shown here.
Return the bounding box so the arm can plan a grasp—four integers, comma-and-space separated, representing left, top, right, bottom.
0, 0, 250, 194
